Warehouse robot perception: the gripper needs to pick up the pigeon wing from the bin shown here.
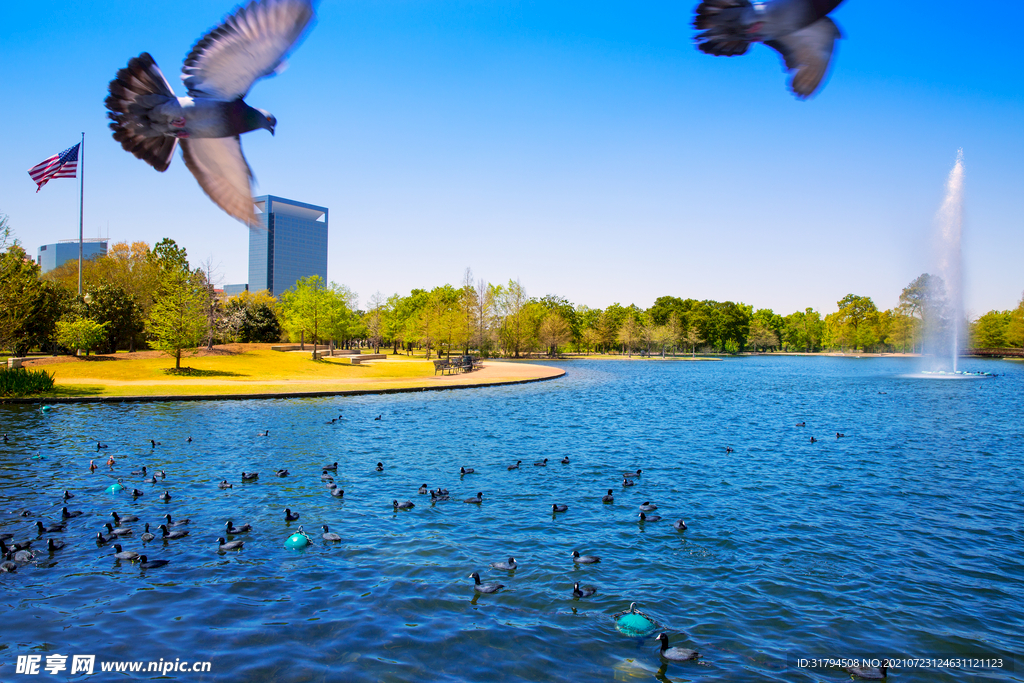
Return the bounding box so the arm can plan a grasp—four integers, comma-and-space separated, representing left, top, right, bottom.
179, 137, 257, 225
765, 17, 841, 98
182, 0, 316, 99
694, 0, 753, 57
106, 53, 179, 172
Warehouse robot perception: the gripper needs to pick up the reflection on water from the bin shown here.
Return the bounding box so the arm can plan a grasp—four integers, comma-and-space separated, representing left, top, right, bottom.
1, 357, 1022, 682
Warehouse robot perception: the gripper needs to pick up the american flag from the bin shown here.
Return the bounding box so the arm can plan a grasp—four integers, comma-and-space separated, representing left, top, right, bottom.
27, 143, 80, 192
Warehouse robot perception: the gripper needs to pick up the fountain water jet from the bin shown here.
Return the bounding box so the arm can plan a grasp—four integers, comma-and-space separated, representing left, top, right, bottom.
928, 150, 965, 372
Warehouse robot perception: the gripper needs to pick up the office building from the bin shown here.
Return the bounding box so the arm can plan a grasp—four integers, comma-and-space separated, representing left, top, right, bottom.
249, 195, 328, 296
37, 238, 108, 274
222, 284, 249, 297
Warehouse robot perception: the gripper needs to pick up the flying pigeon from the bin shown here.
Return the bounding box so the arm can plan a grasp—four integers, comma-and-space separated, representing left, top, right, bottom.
105, 0, 317, 225
694, 0, 845, 98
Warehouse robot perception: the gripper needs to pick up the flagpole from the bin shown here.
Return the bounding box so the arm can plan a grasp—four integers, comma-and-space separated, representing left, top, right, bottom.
78, 132, 85, 296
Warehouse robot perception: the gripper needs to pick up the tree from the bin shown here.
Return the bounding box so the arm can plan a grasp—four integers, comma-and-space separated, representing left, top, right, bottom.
832, 294, 880, 351
970, 310, 1010, 349
87, 284, 145, 353
147, 268, 207, 370
225, 290, 282, 343
497, 279, 529, 358
1007, 294, 1024, 348
748, 320, 780, 351
0, 242, 70, 355
279, 275, 334, 357
364, 291, 386, 353
55, 318, 108, 356
617, 314, 641, 357
538, 312, 571, 356
682, 323, 704, 356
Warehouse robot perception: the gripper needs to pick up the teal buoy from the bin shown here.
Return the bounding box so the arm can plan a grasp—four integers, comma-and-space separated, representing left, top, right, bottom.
41, 405, 52, 412
614, 603, 658, 638
106, 480, 125, 494
284, 532, 308, 549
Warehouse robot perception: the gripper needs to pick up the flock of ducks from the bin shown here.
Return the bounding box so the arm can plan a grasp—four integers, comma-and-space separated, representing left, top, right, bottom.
2, 415, 885, 677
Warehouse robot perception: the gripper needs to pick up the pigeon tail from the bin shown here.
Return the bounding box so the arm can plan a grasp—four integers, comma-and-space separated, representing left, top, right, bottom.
105, 53, 179, 172
694, 0, 753, 57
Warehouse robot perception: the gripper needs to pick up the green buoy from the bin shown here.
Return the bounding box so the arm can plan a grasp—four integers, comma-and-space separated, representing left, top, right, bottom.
614, 603, 658, 638
284, 531, 309, 549
106, 480, 125, 494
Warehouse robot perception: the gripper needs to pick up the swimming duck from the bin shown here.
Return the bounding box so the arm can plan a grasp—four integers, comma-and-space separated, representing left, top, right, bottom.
131, 488, 145, 497
561, 456, 570, 464
464, 492, 484, 504
241, 472, 259, 481
622, 478, 635, 487
96, 442, 108, 450
534, 458, 548, 467
374, 415, 382, 421
639, 511, 662, 522
275, 469, 289, 477
322, 461, 338, 471
96, 531, 116, 545
217, 537, 244, 551
507, 460, 521, 470
225, 520, 252, 534
572, 582, 597, 598
158, 524, 188, 540
138, 555, 169, 569
158, 490, 172, 501
321, 525, 341, 541
393, 500, 414, 510
460, 466, 475, 475
284, 508, 300, 522
795, 421, 806, 427
468, 571, 503, 593
571, 550, 601, 564
654, 633, 699, 661
36, 521, 66, 534
329, 486, 345, 498
141, 523, 155, 542
46, 538, 66, 552
104, 522, 132, 537
375, 462, 384, 472
89, 460, 97, 472
218, 480, 233, 489
61, 506, 83, 519
131, 466, 147, 476
624, 469, 642, 478
552, 504, 569, 513
257, 430, 269, 437
150, 439, 160, 447
490, 557, 517, 570
112, 544, 139, 560
673, 519, 689, 530
112, 511, 138, 525
418, 484, 429, 494
163, 514, 189, 526
844, 660, 888, 680
602, 489, 614, 503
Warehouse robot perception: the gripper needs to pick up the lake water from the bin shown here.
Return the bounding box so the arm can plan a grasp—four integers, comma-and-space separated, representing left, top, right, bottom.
1, 357, 1021, 682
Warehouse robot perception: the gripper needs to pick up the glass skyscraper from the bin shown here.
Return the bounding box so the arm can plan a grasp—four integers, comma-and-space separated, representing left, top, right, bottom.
37, 238, 108, 274
249, 195, 328, 296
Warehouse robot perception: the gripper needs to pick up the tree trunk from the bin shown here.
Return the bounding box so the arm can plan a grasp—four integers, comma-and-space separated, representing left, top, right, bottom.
175, 348, 181, 370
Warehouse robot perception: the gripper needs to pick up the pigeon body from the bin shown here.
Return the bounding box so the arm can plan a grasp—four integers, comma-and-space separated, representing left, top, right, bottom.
694, 0, 844, 98
105, 0, 317, 224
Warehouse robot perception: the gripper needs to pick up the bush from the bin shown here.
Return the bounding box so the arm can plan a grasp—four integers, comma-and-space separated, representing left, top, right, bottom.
0, 366, 55, 397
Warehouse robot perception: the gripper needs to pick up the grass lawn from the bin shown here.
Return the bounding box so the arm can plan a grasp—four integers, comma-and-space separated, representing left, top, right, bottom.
11, 345, 557, 399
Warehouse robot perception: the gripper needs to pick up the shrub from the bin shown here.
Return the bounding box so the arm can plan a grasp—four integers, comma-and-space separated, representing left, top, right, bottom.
0, 366, 55, 397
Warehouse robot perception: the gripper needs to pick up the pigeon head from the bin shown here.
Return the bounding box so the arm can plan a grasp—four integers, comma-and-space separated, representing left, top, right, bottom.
259, 109, 277, 136
239, 104, 276, 135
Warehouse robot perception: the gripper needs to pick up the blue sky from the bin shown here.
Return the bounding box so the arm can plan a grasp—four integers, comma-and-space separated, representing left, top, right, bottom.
3, 1, 1022, 316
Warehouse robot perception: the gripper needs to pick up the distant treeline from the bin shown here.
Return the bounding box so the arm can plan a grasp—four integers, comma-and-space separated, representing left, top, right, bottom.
3, 223, 1023, 360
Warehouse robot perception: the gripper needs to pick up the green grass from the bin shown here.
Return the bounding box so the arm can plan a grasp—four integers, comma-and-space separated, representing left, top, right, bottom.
0, 366, 56, 397
32, 347, 472, 398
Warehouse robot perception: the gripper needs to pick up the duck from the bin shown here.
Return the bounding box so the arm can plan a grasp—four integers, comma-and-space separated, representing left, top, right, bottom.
654, 633, 699, 661
257, 430, 269, 437
622, 478, 635, 487
218, 480, 233, 489
155, 470, 167, 479
217, 536, 244, 551
329, 486, 345, 498
163, 513, 189, 526
106, 456, 116, 467
561, 456, 570, 464
35, 521, 66, 534
275, 469, 289, 477
418, 484, 429, 494
144, 475, 158, 483
241, 471, 259, 481
104, 522, 132, 537
62, 490, 75, 500
430, 489, 448, 501
150, 439, 160, 447
639, 501, 658, 512
795, 421, 806, 427
141, 523, 155, 542
187, 436, 193, 443
552, 504, 569, 513
572, 582, 597, 598
158, 524, 188, 540
61, 506, 83, 519
158, 490, 172, 501
284, 508, 300, 522
571, 550, 600, 564
138, 555, 169, 569
810, 436, 817, 443
507, 460, 521, 470
112, 511, 138, 525
112, 544, 139, 560
89, 460, 97, 472
725, 446, 735, 453
639, 511, 663, 522
0, 561, 16, 573
624, 469, 642, 478
131, 466, 147, 476
393, 500, 414, 510
225, 520, 252, 534
96, 442, 108, 450
96, 530, 116, 545
836, 432, 846, 438
374, 415, 382, 421
464, 492, 484, 504
130, 488, 145, 497
375, 462, 384, 472
460, 466, 475, 475
321, 470, 334, 481
602, 489, 614, 503
674, 519, 689, 530
46, 538, 66, 552
11, 548, 36, 563
321, 525, 341, 541
490, 557, 517, 570
322, 461, 338, 471
468, 571, 504, 593
844, 660, 889, 680
534, 458, 548, 467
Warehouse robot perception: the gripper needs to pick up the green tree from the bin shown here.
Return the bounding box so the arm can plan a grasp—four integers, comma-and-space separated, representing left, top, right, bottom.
279, 275, 334, 357
0, 242, 70, 355
617, 313, 641, 357
497, 279, 530, 358
970, 310, 1010, 348
55, 318, 108, 356
225, 290, 282, 343
782, 308, 824, 352
147, 268, 207, 370
1007, 295, 1024, 348
86, 284, 145, 353
538, 311, 571, 356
